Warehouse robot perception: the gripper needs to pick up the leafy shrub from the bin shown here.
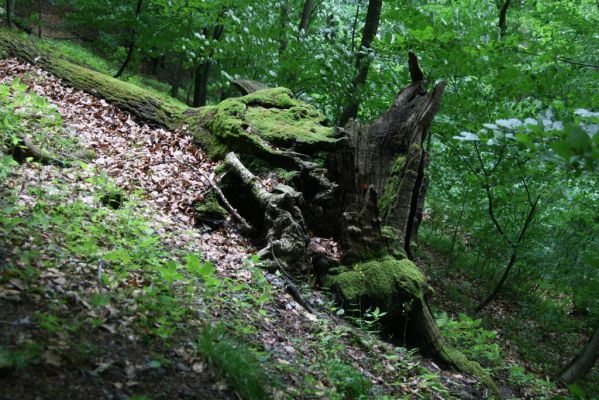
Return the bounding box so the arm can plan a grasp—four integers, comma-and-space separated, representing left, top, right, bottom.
325, 360, 372, 400
436, 312, 501, 367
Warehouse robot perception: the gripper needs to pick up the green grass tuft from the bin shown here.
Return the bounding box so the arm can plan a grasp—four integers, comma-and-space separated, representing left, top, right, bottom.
197, 325, 268, 400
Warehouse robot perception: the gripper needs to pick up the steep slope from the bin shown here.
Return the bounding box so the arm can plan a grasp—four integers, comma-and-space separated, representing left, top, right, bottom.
0, 57, 490, 399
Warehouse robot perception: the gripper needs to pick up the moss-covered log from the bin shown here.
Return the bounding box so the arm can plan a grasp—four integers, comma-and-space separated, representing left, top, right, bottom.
0, 31, 187, 130
332, 256, 498, 393
189, 87, 340, 163
0, 30, 339, 168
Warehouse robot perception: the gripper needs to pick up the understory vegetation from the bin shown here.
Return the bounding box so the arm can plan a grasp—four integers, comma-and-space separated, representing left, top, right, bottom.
1, 1, 598, 399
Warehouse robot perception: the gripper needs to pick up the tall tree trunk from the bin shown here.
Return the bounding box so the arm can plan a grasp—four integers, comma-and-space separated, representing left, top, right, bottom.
193, 61, 211, 107
298, 0, 314, 34
350, 1, 362, 54
279, 2, 289, 53
5, 0, 13, 29
338, 0, 383, 126
193, 24, 224, 107
170, 57, 183, 98
560, 324, 599, 384
498, 0, 511, 39
114, 0, 144, 79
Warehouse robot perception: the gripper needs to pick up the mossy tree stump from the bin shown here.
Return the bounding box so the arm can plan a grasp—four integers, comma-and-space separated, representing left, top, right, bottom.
0, 31, 497, 392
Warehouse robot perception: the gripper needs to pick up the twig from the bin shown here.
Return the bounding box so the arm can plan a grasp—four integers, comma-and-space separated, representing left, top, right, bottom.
202, 172, 253, 232
0, 320, 35, 327
271, 247, 316, 314
97, 260, 104, 291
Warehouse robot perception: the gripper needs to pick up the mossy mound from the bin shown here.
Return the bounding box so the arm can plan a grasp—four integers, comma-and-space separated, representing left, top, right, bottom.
196, 88, 339, 161
194, 192, 228, 228
332, 255, 426, 312
332, 256, 499, 395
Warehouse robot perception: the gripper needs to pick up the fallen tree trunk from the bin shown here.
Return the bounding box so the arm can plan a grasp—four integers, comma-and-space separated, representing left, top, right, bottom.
0, 31, 187, 129
0, 31, 497, 391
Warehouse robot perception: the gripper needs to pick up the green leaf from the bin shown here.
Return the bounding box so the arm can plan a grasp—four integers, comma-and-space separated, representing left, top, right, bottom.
550, 140, 573, 161
89, 293, 111, 307
566, 124, 591, 152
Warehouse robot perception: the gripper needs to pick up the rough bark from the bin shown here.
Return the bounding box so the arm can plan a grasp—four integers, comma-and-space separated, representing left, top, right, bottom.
223, 152, 311, 274
330, 52, 446, 260
559, 324, 599, 384
338, 0, 383, 126
298, 0, 314, 34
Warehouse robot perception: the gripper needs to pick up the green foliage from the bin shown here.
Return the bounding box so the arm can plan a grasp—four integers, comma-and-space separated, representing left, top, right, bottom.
197, 325, 268, 400
436, 312, 501, 367
4, 0, 599, 394
0, 343, 44, 370
325, 360, 372, 400
0, 78, 79, 158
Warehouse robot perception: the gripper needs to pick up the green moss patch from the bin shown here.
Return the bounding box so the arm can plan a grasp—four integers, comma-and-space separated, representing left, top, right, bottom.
333, 256, 426, 312
379, 155, 406, 219
198, 88, 338, 161
194, 192, 228, 227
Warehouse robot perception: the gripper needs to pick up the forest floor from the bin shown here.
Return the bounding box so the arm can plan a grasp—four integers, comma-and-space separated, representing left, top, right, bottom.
0, 58, 493, 400
416, 242, 597, 399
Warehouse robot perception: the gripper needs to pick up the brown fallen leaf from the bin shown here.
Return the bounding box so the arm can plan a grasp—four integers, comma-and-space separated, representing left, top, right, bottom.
43, 350, 63, 367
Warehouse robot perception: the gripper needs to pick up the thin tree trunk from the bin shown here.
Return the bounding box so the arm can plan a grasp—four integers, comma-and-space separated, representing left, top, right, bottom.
298, 0, 313, 34
498, 0, 511, 39
338, 0, 383, 126
5, 0, 13, 29
114, 0, 144, 78
475, 252, 517, 313
475, 194, 539, 313
350, 1, 361, 53
279, 2, 289, 53
193, 61, 211, 107
37, 0, 42, 38
170, 57, 183, 98
559, 324, 599, 384
448, 200, 466, 268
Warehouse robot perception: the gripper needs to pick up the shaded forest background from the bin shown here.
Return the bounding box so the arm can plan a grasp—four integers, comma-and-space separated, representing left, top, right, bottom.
1, 0, 598, 398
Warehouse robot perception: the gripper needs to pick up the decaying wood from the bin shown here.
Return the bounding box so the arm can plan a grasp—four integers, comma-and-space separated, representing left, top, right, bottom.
201, 171, 253, 232
329, 51, 446, 260
231, 79, 269, 95
339, 186, 384, 262
223, 152, 311, 274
